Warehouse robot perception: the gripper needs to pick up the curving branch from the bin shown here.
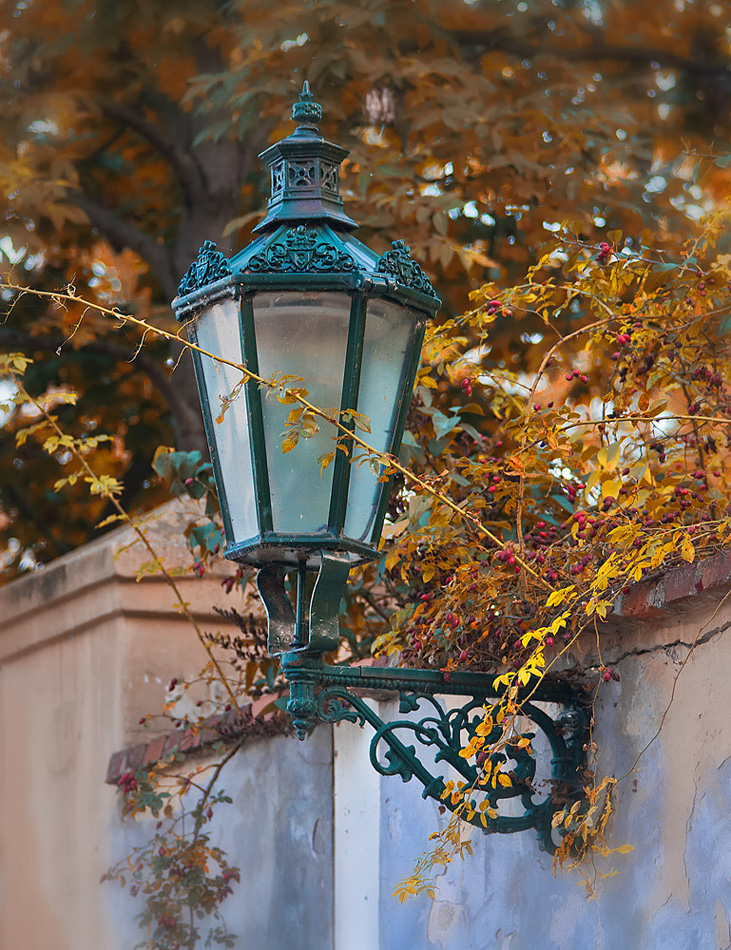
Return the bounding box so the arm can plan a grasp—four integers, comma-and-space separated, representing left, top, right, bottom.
0, 328, 199, 448
98, 97, 204, 204
69, 193, 178, 301
448, 31, 731, 81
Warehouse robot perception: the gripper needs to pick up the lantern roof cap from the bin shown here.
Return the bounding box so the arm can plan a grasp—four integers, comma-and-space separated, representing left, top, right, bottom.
254, 82, 358, 233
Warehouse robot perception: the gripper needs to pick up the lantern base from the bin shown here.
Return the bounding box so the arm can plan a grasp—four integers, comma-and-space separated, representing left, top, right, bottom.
226, 535, 380, 569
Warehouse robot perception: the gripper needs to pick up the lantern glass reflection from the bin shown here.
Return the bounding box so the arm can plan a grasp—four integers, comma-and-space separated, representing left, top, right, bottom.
251, 291, 350, 535
193, 297, 258, 543
344, 298, 418, 541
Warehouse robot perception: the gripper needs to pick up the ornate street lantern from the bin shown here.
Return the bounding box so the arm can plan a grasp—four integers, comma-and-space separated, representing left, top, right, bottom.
173, 82, 439, 655
172, 84, 588, 852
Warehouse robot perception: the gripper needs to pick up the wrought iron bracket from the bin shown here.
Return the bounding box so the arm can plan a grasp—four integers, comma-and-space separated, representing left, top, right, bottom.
278, 652, 589, 853
258, 555, 590, 853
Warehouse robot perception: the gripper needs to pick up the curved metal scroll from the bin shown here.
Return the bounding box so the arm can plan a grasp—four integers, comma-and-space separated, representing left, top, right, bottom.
311, 678, 588, 854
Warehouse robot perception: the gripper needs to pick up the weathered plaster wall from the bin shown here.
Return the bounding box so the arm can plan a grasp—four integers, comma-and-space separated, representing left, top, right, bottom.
0, 504, 246, 950
106, 729, 335, 950
370, 578, 731, 950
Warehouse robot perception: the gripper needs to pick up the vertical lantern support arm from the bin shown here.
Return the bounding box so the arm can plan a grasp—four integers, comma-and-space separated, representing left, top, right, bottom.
257, 551, 350, 656
259, 552, 351, 736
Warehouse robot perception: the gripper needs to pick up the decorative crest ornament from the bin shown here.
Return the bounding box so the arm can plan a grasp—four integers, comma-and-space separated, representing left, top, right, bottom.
246, 225, 357, 274
177, 241, 232, 297
375, 240, 436, 297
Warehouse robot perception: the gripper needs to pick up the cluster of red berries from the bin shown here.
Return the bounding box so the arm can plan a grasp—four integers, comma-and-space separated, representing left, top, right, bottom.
117, 771, 138, 794
597, 241, 612, 263
221, 565, 246, 594
461, 377, 473, 397
523, 521, 557, 551
486, 298, 502, 316
602, 667, 620, 682
649, 440, 667, 464
570, 553, 594, 576
192, 561, 205, 577
572, 511, 604, 540
495, 547, 521, 574
564, 480, 582, 503
565, 369, 589, 384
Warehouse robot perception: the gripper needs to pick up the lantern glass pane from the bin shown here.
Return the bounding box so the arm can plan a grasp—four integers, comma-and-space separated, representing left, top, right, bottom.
253, 292, 350, 534
345, 298, 418, 541
194, 298, 258, 543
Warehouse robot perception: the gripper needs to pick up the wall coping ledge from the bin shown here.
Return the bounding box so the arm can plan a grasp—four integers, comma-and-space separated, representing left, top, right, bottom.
105, 703, 290, 785
612, 551, 731, 623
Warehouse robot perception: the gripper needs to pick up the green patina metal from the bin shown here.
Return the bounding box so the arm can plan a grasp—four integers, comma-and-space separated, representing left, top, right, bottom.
279, 650, 589, 854
177, 240, 232, 297
172, 83, 589, 850
246, 225, 358, 274
375, 239, 437, 296
173, 83, 439, 569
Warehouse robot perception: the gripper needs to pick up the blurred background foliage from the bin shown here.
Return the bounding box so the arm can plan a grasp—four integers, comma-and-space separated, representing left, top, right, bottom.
0, 0, 729, 573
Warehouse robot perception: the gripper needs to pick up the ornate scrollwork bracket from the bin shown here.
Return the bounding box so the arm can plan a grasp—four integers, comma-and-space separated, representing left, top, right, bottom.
279, 653, 589, 853
255, 552, 588, 852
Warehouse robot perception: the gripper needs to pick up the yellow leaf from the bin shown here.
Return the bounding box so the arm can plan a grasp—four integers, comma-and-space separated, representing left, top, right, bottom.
681, 535, 695, 563
547, 585, 575, 608
281, 432, 299, 453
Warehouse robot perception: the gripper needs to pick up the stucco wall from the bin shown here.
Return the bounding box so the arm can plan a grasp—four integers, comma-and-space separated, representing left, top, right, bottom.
0, 504, 248, 950
368, 580, 731, 950
106, 728, 334, 950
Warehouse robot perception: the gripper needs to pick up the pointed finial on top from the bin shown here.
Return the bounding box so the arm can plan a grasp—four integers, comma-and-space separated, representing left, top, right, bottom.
292, 80, 322, 128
